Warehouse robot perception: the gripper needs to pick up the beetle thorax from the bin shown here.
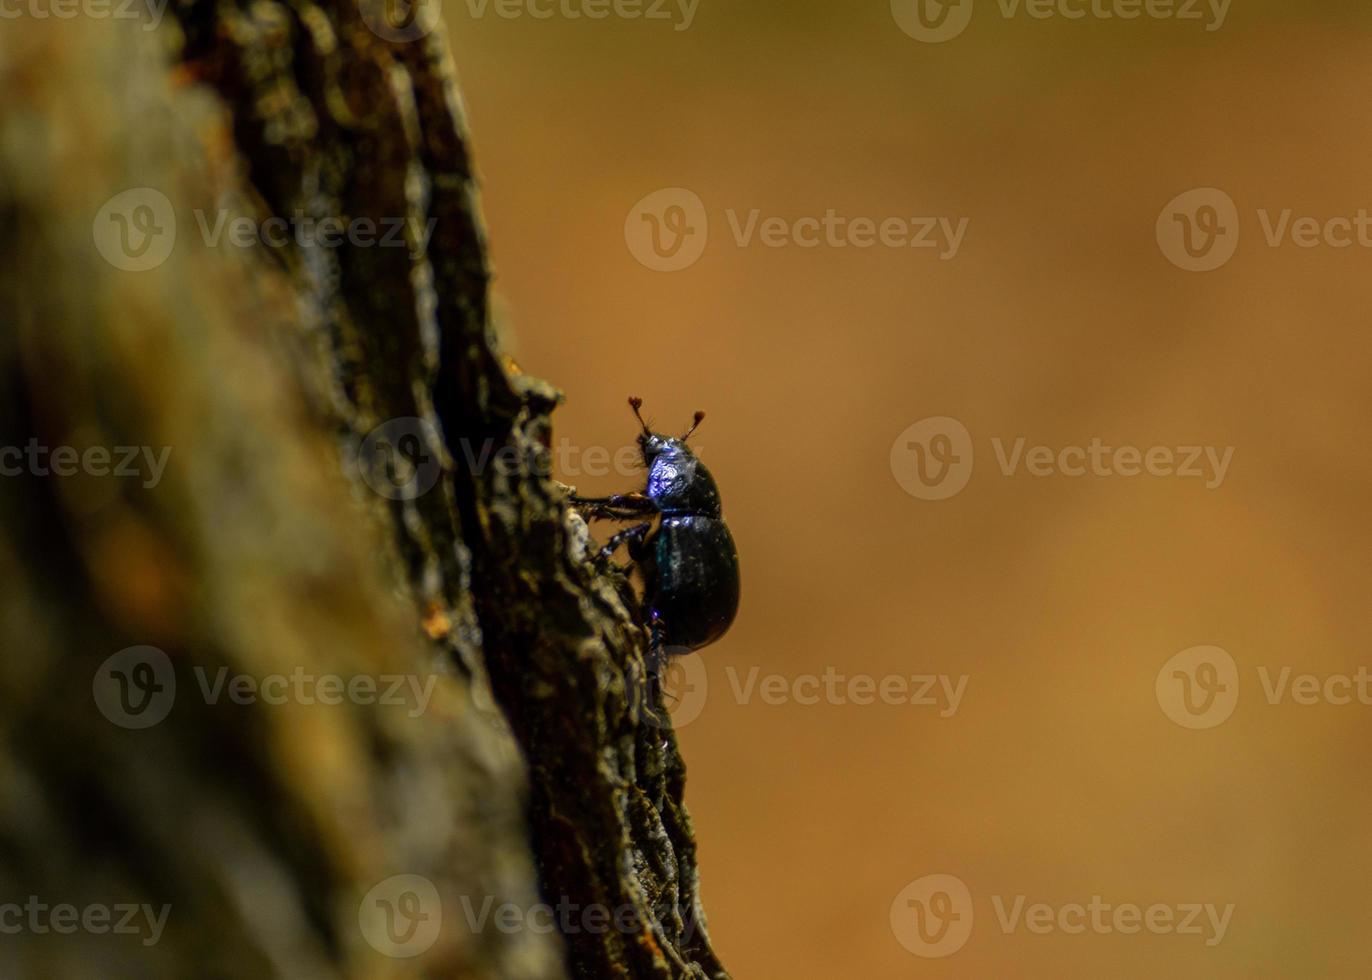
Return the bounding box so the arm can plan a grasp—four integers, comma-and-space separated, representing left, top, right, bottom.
644, 442, 722, 516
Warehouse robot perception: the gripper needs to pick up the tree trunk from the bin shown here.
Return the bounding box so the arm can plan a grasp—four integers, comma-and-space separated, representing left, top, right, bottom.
0, 6, 726, 978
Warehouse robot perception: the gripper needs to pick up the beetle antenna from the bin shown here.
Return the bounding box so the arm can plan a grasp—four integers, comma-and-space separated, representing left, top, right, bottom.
682, 411, 705, 441
628, 396, 651, 436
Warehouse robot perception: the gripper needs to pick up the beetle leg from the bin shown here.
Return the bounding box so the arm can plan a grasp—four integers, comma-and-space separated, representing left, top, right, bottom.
645, 609, 669, 681
570, 492, 654, 512
580, 505, 650, 522
571, 492, 657, 522
599, 522, 652, 562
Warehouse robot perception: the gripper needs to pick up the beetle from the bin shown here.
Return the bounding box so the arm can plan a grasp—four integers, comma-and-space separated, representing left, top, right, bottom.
571, 397, 740, 657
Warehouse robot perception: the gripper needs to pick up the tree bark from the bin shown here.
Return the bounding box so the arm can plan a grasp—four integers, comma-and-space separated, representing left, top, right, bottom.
0, 6, 726, 978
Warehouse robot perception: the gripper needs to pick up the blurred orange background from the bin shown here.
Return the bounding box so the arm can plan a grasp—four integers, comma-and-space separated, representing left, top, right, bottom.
448, 3, 1372, 976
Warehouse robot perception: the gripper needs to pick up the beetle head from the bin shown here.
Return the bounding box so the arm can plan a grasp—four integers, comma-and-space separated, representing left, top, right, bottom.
629, 397, 704, 462
628, 398, 721, 515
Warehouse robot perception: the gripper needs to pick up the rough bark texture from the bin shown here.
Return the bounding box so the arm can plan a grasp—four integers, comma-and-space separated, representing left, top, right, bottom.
0, 6, 725, 978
